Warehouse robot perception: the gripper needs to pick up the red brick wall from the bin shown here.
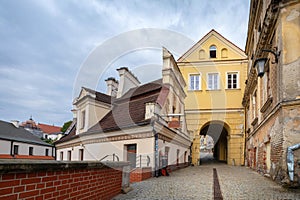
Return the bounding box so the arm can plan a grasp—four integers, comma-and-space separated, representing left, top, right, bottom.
130, 167, 152, 183
0, 162, 126, 200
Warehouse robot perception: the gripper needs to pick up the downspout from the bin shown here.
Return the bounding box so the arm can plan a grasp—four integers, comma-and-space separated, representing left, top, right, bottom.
151, 115, 159, 177
10, 141, 13, 157
287, 143, 300, 181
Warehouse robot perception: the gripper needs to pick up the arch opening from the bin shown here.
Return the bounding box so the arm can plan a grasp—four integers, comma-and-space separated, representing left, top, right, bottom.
199, 122, 228, 164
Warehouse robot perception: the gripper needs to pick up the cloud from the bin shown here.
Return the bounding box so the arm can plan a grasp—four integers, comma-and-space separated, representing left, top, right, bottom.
0, 0, 250, 125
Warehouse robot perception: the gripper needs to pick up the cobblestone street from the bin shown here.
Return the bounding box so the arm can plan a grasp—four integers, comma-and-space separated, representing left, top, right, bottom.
114, 161, 300, 200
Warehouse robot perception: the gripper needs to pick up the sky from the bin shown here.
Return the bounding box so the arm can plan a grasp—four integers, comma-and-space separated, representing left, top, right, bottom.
0, 0, 250, 126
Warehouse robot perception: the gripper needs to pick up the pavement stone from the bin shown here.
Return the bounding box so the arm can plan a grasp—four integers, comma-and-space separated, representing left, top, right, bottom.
113, 162, 300, 200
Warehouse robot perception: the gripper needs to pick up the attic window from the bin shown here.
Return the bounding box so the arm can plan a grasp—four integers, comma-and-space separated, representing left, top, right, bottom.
209, 45, 217, 58
145, 102, 155, 119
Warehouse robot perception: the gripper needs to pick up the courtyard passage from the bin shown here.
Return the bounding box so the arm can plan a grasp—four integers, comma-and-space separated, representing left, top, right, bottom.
114, 162, 300, 199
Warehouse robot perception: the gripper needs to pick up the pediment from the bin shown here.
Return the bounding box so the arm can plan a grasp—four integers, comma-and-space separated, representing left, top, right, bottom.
178, 29, 247, 62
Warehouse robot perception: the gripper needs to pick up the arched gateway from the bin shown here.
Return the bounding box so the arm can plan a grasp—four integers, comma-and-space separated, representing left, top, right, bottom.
177, 29, 247, 166
199, 121, 229, 163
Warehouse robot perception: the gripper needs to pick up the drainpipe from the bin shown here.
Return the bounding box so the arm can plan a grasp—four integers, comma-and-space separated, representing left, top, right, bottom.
152, 114, 159, 177
287, 143, 300, 181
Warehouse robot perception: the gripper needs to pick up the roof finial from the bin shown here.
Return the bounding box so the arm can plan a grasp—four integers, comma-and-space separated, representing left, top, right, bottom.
30, 115, 33, 120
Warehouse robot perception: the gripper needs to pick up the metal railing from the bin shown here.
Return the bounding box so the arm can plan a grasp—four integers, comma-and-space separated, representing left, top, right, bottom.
99, 153, 119, 162
136, 155, 151, 168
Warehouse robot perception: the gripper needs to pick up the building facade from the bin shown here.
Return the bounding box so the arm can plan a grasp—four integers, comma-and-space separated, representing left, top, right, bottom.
55, 48, 191, 174
0, 120, 55, 160
243, 0, 300, 186
177, 30, 248, 166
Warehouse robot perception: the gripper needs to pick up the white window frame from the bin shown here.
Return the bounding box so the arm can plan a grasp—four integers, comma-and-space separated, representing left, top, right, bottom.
226, 71, 240, 89
188, 73, 201, 91
207, 72, 220, 90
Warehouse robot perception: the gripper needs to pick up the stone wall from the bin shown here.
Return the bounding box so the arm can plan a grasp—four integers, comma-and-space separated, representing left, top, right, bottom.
0, 160, 129, 200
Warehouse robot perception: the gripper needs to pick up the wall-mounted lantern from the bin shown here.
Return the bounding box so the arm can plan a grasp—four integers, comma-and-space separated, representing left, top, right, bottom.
253, 48, 280, 78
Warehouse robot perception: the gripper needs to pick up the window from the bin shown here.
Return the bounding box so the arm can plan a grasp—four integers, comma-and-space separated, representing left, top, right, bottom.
262, 61, 271, 102
207, 73, 219, 90
67, 150, 71, 161
79, 149, 84, 161
13, 145, 19, 155
189, 74, 201, 90
29, 147, 33, 156
227, 72, 239, 89
60, 152, 64, 160
81, 110, 86, 129
45, 149, 49, 156
209, 45, 217, 58
252, 90, 257, 119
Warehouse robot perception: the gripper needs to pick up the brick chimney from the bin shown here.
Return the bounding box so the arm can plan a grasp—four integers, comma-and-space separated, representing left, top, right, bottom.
116, 67, 140, 98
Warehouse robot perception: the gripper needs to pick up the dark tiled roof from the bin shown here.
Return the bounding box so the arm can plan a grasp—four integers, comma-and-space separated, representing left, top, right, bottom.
0, 120, 53, 146
82, 87, 113, 104
88, 79, 164, 133
54, 120, 77, 144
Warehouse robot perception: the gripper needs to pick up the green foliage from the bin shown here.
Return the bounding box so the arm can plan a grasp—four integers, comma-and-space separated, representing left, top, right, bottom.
41, 137, 55, 144
61, 120, 72, 133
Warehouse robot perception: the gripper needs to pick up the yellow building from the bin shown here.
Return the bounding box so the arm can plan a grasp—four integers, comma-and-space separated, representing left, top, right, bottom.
177, 30, 248, 165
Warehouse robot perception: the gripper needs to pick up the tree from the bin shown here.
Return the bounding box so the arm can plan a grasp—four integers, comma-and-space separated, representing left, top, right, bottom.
61, 120, 72, 133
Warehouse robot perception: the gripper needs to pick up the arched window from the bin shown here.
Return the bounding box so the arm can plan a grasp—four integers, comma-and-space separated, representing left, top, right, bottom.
221, 48, 228, 58
209, 45, 217, 58
199, 49, 205, 59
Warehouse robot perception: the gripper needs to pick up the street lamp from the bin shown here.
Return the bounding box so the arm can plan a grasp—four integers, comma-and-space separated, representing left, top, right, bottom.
253, 48, 280, 78
254, 58, 267, 78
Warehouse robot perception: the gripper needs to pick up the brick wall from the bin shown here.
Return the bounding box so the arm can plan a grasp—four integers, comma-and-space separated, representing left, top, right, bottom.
130, 167, 152, 183
0, 160, 129, 200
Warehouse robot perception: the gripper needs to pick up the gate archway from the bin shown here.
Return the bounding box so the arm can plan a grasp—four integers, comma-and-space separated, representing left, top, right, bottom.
199, 121, 229, 163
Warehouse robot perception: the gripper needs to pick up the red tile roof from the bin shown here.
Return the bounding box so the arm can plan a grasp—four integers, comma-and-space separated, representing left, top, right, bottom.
38, 123, 61, 134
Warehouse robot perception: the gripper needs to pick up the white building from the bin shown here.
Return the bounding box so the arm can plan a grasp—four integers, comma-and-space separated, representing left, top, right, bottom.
55, 48, 191, 173
0, 120, 55, 160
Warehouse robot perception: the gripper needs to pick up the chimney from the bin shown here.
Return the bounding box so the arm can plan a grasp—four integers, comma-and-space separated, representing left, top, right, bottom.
116, 67, 140, 98
105, 77, 119, 97
11, 120, 19, 128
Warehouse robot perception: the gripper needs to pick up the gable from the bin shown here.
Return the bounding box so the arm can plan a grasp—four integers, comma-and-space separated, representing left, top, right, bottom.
178, 30, 247, 62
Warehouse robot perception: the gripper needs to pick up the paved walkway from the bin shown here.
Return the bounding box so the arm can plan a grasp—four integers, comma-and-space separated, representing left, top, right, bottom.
114, 161, 300, 200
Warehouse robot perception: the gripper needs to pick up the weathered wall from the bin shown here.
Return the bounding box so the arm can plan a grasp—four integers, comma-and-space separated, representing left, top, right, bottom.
0, 160, 128, 200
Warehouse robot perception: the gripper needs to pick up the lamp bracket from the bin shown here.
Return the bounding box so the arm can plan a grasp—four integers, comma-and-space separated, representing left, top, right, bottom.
261, 48, 280, 63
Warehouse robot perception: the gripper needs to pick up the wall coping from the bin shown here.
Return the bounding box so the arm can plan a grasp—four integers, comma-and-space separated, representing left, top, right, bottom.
0, 159, 129, 174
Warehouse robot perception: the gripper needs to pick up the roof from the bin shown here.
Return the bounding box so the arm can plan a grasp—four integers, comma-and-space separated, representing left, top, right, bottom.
82, 87, 113, 104
38, 123, 61, 134
54, 120, 77, 144
0, 120, 53, 147
88, 79, 167, 133
56, 79, 170, 144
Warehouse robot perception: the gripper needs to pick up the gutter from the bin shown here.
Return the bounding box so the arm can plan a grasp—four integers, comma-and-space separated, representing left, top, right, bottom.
287, 143, 300, 181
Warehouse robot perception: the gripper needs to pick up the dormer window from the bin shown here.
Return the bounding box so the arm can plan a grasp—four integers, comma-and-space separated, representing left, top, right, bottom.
145, 102, 155, 119
209, 45, 217, 58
